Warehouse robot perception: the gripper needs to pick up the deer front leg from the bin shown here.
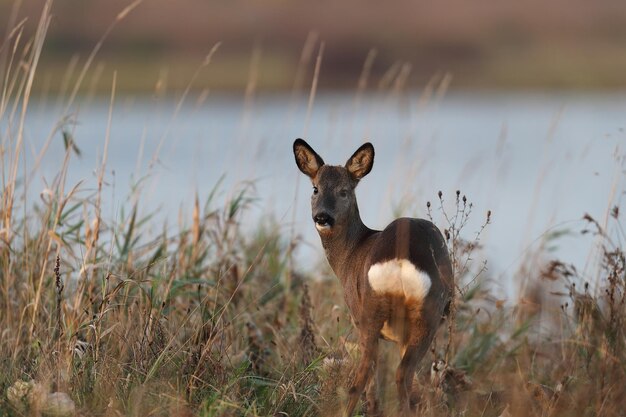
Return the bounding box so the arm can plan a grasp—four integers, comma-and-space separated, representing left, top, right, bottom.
344, 326, 381, 417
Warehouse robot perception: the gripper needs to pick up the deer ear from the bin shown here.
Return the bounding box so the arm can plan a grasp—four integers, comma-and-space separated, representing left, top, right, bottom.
293, 138, 325, 179
345, 142, 374, 181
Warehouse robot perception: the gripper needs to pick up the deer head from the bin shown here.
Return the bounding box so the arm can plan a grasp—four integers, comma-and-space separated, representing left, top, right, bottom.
293, 138, 374, 237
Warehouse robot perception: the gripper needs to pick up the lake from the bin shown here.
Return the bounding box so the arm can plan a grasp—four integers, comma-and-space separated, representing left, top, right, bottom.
18, 91, 626, 297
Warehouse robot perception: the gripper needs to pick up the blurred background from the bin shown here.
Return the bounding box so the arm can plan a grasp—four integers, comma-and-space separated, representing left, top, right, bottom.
3, 0, 626, 93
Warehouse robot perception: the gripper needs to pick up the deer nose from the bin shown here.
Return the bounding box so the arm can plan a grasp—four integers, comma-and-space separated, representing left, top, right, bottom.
313, 213, 334, 227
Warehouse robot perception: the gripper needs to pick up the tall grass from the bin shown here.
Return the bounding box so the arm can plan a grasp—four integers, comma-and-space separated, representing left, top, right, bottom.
2, 3, 626, 417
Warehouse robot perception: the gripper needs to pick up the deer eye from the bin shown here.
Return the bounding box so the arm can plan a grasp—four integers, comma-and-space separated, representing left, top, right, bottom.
339, 189, 349, 198
313, 186, 319, 195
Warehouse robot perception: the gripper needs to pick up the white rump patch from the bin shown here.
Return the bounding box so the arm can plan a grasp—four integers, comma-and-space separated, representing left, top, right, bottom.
367, 259, 431, 301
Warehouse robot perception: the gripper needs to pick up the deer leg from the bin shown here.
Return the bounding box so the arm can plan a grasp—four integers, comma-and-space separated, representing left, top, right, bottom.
365, 362, 381, 417
345, 328, 381, 417
396, 343, 429, 416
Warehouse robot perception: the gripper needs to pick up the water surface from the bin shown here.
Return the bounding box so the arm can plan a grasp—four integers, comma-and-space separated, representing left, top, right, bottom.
20, 92, 626, 296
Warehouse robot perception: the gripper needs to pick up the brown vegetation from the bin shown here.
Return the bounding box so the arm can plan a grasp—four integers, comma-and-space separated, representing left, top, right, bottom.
3, 0, 626, 92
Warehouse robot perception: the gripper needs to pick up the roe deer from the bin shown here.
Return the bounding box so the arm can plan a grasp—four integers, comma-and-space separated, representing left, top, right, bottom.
293, 139, 453, 416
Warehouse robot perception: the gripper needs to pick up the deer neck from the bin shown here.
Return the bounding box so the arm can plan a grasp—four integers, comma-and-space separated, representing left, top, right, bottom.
319, 206, 375, 284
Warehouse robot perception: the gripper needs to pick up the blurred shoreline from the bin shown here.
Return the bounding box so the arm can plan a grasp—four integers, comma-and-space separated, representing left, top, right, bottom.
3, 0, 626, 94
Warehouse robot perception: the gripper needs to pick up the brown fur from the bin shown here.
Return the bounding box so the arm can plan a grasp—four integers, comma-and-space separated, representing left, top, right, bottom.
293, 138, 453, 416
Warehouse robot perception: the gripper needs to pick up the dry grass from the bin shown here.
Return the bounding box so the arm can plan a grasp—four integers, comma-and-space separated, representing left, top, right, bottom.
2, 4, 626, 417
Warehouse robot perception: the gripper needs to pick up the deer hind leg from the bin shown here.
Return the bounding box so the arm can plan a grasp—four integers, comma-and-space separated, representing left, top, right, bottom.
396, 338, 431, 416
344, 322, 383, 417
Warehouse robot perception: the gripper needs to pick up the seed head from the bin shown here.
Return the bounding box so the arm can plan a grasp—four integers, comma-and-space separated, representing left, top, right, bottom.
611, 206, 619, 219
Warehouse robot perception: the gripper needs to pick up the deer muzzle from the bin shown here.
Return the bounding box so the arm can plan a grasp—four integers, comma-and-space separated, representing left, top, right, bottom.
313, 212, 335, 232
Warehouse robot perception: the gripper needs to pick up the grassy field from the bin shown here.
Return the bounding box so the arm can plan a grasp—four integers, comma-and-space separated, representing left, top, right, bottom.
2, 3, 626, 417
